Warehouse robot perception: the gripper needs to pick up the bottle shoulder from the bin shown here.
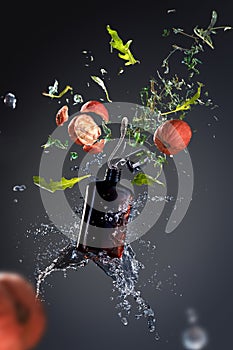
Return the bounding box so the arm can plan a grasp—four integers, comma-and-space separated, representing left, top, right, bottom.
88, 179, 133, 201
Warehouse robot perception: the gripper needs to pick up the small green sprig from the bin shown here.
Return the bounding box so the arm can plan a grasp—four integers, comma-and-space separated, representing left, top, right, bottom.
41, 136, 69, 150
162, 10, 232, 78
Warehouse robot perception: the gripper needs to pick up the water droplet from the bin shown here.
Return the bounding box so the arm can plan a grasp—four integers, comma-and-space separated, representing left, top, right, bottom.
100, 68, 107, 75
121, 317, 128, 326
13, 198, 18, 203
70, 165, 79, 171
13, 185, 26, 192
73, 94, 83, 105
155, 331, 160, 340
186, 308, 198, 324
3, 92, 17, 109
70, 152, 79, 160
182, 326, 208, 350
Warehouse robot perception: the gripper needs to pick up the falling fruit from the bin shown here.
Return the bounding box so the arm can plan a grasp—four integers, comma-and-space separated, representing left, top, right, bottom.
68, 113, 105, 153
55, 105, 69, 126
153, 119, 192, 155
0, 272, 46, 350
80, 100, 109, 121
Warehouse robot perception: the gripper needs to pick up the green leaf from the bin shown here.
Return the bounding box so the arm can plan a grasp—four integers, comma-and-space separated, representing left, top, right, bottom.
131, 173, 165, 187
106, 25, 140, 66
208, 10, 218, 28
91, 75, 112, 102
33, 175, 91, 193
41, 135, 69, 150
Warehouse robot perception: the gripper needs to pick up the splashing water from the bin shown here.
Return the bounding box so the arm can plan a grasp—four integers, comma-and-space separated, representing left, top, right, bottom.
36, 242, 156, 334
33, 191, 181, 336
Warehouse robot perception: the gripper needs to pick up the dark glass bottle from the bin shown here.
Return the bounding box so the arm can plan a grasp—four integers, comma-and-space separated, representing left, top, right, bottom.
77, 167, 133, 259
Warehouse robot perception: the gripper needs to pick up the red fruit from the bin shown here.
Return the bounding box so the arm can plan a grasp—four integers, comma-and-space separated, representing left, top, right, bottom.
68, 114, 105, 154
68, 113, 101, 144
0, 272, 46, 350
67, 115, 82, 145
56, 105, 69, 126
153, 119, 192, 155
80, 100, 109, 122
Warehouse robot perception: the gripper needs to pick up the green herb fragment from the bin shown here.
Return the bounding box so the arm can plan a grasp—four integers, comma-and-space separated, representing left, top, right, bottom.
131, 173, 165, 187
41, 136, 69, 150
106, 25, 140, 66
70, 152, 78, 160
161, 82, 203, 116
162, 29, 170, 37
102, 121, 112, 140
33, 175, 91, 193
162, 10, 232, 78
128, 130, 147, 147
42, 82, 73, 99
91, 76, 112, 102
156, 155, 167, 164
192, 10, 232, 49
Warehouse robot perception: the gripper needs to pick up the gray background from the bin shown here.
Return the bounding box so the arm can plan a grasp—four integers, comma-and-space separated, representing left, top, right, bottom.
0, 1, 232, 349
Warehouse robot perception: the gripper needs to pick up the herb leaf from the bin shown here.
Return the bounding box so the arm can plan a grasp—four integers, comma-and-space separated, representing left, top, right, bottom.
106, 25, 140, 66
33, 175, 91, 193
161, 82, 203, 116
131, 173, 165, 187
41, 136, 69, 150
91, 75, 112, 102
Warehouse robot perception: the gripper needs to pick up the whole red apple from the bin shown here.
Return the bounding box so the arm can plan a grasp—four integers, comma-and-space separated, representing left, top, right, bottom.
153, 119, 192, 155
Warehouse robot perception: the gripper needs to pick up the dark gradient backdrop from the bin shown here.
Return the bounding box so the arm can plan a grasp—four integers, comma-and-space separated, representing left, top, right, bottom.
0, 1, 233, 349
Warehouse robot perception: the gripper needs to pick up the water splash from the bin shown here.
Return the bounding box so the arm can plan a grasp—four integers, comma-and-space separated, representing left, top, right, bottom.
35, 242, 156, 334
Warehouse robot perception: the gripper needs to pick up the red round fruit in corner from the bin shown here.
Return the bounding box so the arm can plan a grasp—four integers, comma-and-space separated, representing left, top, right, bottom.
80, 100, 109, 121
153, 119, 192, 155
0, 272, 46, 350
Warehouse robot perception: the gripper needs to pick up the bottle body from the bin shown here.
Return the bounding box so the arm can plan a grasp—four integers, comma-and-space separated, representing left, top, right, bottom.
77, 168, 133, 259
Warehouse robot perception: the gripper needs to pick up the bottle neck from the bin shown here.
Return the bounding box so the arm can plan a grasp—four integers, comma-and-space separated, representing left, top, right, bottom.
104, 167, 121, 184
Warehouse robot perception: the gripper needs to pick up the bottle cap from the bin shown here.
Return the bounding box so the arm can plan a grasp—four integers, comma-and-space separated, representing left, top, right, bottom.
112, 149, 149, 173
